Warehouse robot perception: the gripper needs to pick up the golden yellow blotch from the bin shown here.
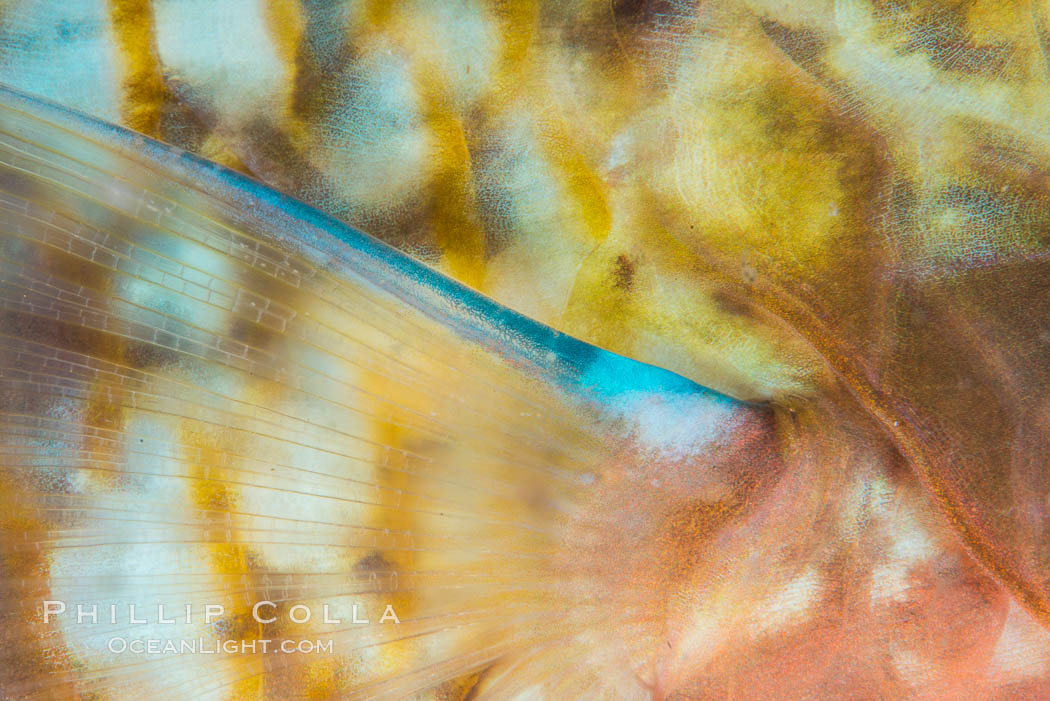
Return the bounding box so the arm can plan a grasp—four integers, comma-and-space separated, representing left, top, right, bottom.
263, 0, 305, 74
491, 0, 537, 82
183, 427, 269, 696
361, 369, 436, 683
538, 115, 612, 246
369, 413, 419, 599
365, 0, 396, 30
419, 83, 488, 290
0, 484, 78, 698
563, 196, 827, 401
109, 0, 168, 137
296, 657, 344, 700
965, 0, 1031, 43
263, 0, 312, 147
185, 428, 245, 569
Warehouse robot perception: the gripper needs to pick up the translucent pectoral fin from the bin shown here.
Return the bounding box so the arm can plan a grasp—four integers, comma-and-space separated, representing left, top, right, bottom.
0, 86, 781, 700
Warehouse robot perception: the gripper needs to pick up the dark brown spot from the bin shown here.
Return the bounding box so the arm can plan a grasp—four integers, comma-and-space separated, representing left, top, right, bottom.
611, 0, 675, 26
355, 550, 396, 573
760, 18, 829, 72
2, 311, 119, 363
32, 244, 112, 295
229, 316, 282, 353
241, 117, 329, 197
612, 254, 635, 291
711, 289, 753, 318
902, 9, 1013, 78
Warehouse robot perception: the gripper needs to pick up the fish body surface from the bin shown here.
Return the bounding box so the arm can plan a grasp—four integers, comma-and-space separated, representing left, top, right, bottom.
1, 2, 1050, 699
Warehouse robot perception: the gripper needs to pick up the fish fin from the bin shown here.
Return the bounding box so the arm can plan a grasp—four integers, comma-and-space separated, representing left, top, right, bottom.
0, 86, 779, 700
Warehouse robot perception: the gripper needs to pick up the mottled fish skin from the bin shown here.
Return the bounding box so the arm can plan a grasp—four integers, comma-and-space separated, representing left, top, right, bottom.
0, 1, 1050, 699
0, 85, 781, 700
